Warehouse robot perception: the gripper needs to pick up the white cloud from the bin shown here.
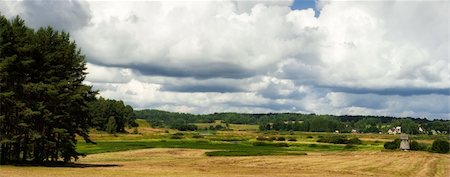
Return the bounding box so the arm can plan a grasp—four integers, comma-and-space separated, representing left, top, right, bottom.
85, 63, 134, 83
314, 1, 449, 89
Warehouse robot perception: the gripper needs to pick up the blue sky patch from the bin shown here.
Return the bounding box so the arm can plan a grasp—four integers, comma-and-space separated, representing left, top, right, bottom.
291, 0, 320, 17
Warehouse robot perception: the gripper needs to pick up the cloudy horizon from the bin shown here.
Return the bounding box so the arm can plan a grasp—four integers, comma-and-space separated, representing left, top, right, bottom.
1, 0, 449, 119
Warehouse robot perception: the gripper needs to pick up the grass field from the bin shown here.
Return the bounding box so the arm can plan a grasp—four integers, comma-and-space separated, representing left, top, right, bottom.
1, 149, 448, 177
1, 120, 449, 176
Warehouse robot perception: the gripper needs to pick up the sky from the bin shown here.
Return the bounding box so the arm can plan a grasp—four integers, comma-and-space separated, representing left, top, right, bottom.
0, 0, 449, 119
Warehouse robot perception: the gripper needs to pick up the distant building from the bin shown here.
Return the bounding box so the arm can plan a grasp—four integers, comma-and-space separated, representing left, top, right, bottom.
418, 127, 424, 132
400, 134, 410, 150
388, 126, 401, 134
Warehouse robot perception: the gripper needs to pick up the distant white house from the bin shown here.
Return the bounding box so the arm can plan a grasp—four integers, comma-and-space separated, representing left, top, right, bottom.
388, 126, 401, 134
418, 127, 424, 132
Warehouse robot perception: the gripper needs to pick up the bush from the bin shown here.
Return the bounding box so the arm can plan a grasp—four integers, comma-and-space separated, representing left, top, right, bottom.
171, 132, 184, 139
431, 139, 449, 153
410, 141, 429, 151
288, 137, 297, 141
170, 135, 183, 139
308, 144, 318, 147
192, 134, 204, 139
348, 137, 362, 145
256, 136, 272, 141
384, 139, 400, 150
252, 141, 289, 147
344, 144, 355, 149
173, 132, 184, 136
276, 136, 286, 141
317, 135, 348, 144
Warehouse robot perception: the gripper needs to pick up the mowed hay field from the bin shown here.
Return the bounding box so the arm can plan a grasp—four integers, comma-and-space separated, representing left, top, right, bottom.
1, 148, 448, 177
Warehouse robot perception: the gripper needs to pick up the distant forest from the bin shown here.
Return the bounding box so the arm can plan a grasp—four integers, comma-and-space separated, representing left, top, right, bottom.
135, 109, 450, 134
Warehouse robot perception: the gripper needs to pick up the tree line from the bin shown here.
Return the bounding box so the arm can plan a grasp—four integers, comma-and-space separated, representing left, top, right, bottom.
0, 15, 136, 165
135, 109, 449, 134
88, 97, 137, 134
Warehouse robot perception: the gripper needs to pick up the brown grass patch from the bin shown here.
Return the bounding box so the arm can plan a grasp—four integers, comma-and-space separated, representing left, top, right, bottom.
1, 149, 448, 177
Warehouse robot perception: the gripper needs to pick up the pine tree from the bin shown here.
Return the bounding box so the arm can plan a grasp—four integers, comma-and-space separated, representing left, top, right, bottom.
106, 116, 117, 134
0, 15, 96, 164
88, 97, 137, 133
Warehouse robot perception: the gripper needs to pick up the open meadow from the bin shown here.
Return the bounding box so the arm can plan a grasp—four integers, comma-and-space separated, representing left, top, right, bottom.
1, 120, 448, 177
1, 2, 449, 177
1, 149, 448, 177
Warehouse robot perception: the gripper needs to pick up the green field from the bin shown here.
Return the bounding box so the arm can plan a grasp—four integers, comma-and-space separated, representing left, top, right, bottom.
75, 119, 446, 157
2, 119, 449, 177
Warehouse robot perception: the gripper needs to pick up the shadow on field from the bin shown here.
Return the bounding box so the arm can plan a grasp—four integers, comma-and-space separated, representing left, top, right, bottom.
8, 162, 122, 168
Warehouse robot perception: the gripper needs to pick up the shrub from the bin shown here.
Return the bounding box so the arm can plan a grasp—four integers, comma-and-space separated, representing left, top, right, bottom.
431, 139, 449, 153
273, 142, 289, 147
170, 135, 183, 139
317, 135, 348, 144
410, 141, 428, 151
253, 141, 268, 146
344, 144, 355, 149
276, 136, 286, 141
308, 144, 318, 147
384, 139, 400, 150
173, 132, 184, 136
288, 137, 297, 141
256, 136, 271, 141
348, 137, 362, 144
192, 134, 204, 139
171, 132, 184, 139
252, 141, 289, 147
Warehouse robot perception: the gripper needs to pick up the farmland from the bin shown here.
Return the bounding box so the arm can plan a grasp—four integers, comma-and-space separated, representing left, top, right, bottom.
1, 119, 448, 177
1, 149, 448, 177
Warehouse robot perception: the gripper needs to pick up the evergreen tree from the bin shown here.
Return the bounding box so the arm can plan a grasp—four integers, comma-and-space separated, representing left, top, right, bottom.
0, 15, 96, 164
106, 116, 117, 134
88, 97, 137, 133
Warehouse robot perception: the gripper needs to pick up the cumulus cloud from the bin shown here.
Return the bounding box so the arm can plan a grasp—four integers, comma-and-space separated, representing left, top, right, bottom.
315, 1, 449, 90
73, 1, 309, 79
1, 0, 448, 119
85, 63, 134, 83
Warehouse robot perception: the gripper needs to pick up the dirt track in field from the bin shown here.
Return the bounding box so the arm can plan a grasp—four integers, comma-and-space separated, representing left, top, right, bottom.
1, 148, 448, 177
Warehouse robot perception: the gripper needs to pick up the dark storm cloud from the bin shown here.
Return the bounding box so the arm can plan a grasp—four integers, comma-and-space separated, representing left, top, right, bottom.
19, 0, 91, 31
134, 63, 254, 79
88, 60, 256, 79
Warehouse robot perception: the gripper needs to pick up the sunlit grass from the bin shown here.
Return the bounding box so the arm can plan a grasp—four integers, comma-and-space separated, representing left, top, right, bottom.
76, 123, 439, 157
